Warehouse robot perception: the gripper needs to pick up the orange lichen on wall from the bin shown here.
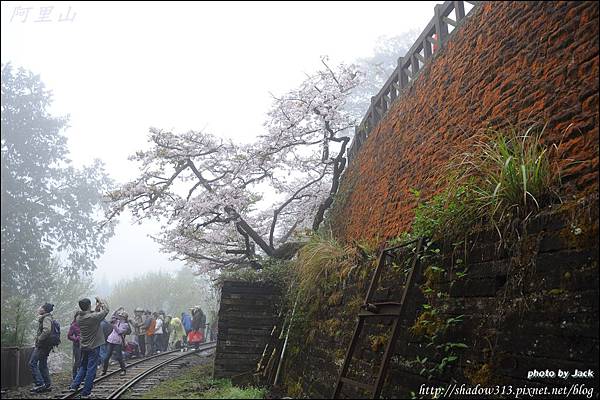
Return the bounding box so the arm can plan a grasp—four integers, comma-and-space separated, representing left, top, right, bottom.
332, 1, 599, 244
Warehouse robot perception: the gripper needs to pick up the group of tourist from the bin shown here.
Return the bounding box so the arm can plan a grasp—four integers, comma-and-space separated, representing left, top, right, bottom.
29, 298, 209, 398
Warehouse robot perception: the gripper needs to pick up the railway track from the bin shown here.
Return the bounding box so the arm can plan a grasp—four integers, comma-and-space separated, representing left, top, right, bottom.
58, 341, 216, 399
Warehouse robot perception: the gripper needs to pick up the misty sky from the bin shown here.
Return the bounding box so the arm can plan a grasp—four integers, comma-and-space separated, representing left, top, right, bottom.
1, 1, 439, 285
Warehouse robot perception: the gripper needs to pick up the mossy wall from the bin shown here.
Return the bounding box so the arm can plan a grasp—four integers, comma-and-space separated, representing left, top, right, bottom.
330, 1, 599, 244
283, 196, 599, 398
281, 1, 599, 397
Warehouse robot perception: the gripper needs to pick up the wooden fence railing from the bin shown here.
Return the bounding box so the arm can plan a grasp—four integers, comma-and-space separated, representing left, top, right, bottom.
347, 1, 482, 165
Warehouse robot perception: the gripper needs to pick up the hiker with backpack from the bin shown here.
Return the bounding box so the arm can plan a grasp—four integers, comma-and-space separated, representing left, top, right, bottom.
29, 302, 59, 393
68, 296, 109, 398
67, 311, 81, 379
102, 308, 130, 376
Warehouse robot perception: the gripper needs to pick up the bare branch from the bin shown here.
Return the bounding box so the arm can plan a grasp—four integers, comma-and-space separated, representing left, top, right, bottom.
269, 170, 327, 247
186, 159, 214, 193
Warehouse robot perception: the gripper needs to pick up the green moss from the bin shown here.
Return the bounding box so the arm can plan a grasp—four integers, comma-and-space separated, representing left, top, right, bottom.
139, 364, 266, 399
355, 238, 379, 258
464, 363, 492, 385
327, 291, 343, 306
306, 328, 317, 345
286, 379, 304, 398
556, 196, 599, 250
423, 265, 445, 286
289, 344, 301, 358
200, 381, 266, 399
321, 318, 342, 337
369, 334, 388, 352
561, 221, 596, 250
334, 348, 346, 360
409, 311, 444, 337
409, 184, 478, 240
345, 295, 363, 314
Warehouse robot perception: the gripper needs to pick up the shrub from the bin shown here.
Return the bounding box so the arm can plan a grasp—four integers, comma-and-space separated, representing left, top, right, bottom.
409, 184, 478, 240
293, 231, 355, 296
407, 123, 564, 240
456, 123, 561, 226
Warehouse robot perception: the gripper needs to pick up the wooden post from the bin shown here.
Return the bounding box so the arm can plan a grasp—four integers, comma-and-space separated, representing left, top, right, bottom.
370, 97, 378, 127
411, 53, 420, 76
434, 4, 448, 47
455, 1, 465, 20
398, 57, 408, 89
390, 73, 398, 102
352, 126, 359, 154
424, 36, 433, 60
15, 347, 21, 388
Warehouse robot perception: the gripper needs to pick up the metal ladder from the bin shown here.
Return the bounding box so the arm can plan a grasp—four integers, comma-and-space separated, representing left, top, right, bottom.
333, 237, 424, 399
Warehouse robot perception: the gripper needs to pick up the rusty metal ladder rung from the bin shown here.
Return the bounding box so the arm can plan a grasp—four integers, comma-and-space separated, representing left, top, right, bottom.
332, 237, 424, 399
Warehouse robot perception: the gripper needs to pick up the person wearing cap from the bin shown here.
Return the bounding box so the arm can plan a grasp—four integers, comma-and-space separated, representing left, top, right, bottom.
29, 302, 54, 393
102, 309, 129, 376
132, 308, 146, 357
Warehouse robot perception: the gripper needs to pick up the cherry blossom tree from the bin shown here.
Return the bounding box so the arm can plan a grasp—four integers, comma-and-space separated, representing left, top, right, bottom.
106, 58, 361, 273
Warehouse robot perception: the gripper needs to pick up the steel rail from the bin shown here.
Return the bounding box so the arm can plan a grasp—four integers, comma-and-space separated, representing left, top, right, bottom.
60, 341, 216, 399
107, 341, 216, 399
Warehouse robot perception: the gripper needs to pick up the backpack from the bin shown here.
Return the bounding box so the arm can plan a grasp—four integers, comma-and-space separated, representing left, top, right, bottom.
125, 322, 132, 336
187, 330, 203, 344
48, 319, 61, 348
182, 314, 192, 333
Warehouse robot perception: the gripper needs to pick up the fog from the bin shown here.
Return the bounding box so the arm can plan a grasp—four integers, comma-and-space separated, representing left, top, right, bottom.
1, 1, 439, 290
